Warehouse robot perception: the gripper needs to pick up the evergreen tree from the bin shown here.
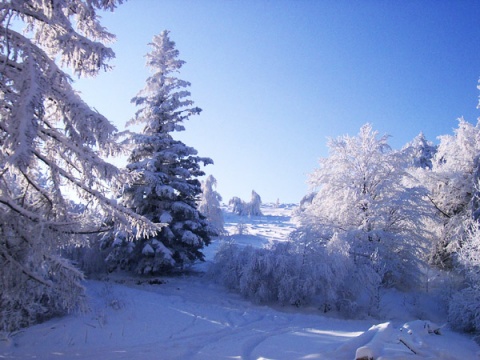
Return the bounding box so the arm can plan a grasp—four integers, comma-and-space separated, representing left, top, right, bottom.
105, 31, 214, 274
0, 0, 159, 332
198, 175, 224, 234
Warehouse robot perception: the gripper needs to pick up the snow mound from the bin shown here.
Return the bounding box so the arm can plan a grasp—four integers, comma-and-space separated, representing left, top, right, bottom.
336, 319, 479, 360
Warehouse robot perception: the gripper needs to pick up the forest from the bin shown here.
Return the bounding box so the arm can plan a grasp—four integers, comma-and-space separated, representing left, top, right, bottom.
1, 1, 480, 355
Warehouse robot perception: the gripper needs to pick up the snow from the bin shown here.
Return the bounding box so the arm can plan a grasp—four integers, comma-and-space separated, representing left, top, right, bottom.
1, 204, 479, 360
141, 243, 154, 255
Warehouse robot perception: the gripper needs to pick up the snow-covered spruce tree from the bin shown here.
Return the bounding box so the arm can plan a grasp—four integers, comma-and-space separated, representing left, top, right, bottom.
294, 124, 432, 290
198, 175, 224, 234
104, 31, 214, 274
0, 1, 161, 332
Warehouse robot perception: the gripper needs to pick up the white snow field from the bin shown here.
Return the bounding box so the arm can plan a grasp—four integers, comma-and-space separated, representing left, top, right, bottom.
1, 204, 479, 360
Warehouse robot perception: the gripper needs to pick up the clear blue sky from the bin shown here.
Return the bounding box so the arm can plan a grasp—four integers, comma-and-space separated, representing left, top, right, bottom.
74, 0, 480, 204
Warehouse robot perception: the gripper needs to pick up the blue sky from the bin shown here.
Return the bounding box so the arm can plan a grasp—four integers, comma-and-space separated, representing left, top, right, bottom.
75, 0, 480, 204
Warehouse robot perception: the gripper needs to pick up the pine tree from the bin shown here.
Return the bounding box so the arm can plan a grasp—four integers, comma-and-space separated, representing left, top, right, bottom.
105, 30, 214, 274
0, 0, 159, 332
198, 175, 224, 234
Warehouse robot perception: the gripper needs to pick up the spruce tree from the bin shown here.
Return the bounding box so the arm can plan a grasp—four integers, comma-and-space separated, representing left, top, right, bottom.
106, 31, 214, 274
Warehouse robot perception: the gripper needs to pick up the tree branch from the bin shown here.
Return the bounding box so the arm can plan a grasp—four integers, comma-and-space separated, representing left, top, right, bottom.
425, 194, 451, 219
0, 246, 53, 288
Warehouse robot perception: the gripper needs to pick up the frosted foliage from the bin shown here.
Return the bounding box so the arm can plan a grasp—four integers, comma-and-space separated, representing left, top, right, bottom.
448, 217, 480, 332
0, 0, 161, 236
228, 190, 263, 216
209, 237, 381, 317
296, 123, 431, 290
435, 119, 480, 175
0, 236, 86, 333
422, 119, 480, 268
198, 175, 224, 234
460, 219, 480, 283
403, 132, 437, 170
0, 0, 162, 332
0, 184, 87, 332
248, 191, 263, 216
431, 119, 480, 217
106, 30, 214, 274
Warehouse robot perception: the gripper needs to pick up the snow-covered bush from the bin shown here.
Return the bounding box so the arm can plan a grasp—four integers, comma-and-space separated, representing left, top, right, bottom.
209, 242, 320, 306
228, 190, 263, 216
235, 221, 248, 235
209, 234, 381, 317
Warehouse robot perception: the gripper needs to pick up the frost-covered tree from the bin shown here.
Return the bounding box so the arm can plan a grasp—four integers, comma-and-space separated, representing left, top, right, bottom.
198, 175, 224, 234
404, 132, 437, 170
228, 196, 245, 215
295, 124, 432, 289
228, 190, 263, 216
0, 0, 160, 332
448, 215, 480, 333
104, 31, 214, 274
430, 119, 479, 219
423, 119, 480, 268
248, 190, 263, 216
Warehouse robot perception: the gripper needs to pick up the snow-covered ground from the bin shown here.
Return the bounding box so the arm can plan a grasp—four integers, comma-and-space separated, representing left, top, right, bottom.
1, 204, 479, 359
